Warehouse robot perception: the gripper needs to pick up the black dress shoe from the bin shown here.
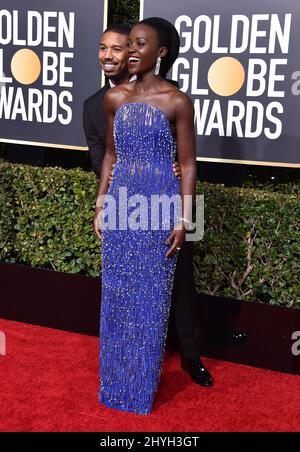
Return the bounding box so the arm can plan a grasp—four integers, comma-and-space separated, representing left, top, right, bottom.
182, 358, 214, 387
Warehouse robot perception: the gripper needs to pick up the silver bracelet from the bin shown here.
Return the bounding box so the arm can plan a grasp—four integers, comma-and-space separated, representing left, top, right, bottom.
179, 216, 193, 231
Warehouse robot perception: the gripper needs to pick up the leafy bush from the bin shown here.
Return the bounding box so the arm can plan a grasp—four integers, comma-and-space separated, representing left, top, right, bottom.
0, 163, 101, 275
194, 184, 300, 308
0, 162, 299, 308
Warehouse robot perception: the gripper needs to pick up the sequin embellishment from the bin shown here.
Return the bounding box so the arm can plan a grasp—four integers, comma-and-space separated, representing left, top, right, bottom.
99, 102, 180, 415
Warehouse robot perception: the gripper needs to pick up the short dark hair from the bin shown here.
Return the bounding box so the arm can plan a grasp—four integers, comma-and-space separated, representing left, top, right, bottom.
103, 24, 131, 37
139, 17, 180, 78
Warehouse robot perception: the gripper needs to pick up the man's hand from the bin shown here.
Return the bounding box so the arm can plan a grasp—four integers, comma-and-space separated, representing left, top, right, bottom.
108, 163, 116, 186
173, 162, 181, 180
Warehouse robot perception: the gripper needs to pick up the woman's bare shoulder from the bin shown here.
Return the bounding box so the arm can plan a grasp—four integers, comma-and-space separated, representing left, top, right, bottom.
104, 83, 132, 112
170, 89, 194, 114
160, 80, 192, 105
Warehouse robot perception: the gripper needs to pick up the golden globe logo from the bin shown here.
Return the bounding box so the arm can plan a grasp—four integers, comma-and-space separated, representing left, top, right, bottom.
0, 10, 75, 124
173, 13, 293, 139
11, 49, 41, 84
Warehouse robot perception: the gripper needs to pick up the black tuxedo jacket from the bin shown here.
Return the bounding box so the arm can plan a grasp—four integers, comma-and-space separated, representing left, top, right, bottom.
82, 80, 179, 177
83, 83, 110, 177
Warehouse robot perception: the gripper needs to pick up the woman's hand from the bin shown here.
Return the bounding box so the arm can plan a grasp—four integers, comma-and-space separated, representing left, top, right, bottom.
173, 162, 181, 180
93, 207, 103, 241
165, 223, 186, 258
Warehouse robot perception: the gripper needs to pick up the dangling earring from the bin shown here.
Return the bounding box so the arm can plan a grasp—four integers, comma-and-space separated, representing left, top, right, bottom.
154, 56, 161, 76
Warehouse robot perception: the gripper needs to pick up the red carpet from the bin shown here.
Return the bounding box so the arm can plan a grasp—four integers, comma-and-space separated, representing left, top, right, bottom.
0, 318, 299, 432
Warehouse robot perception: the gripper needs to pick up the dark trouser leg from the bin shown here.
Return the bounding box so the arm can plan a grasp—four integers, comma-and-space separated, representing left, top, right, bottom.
169, 241, 200, 360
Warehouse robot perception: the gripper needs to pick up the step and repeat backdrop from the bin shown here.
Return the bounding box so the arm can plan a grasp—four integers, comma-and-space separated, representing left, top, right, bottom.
0, 0, 105, 149
142, 0, 300, 166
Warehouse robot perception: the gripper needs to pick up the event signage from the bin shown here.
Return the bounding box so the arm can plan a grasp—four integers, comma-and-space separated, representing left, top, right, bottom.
0, 0, 105, 149
142, 0, 300, 166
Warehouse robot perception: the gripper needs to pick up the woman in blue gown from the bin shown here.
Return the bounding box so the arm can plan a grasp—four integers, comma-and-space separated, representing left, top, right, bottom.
94, 17, 197, 415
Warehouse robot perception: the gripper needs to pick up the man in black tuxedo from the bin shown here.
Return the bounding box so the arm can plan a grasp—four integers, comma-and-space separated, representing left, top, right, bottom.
83, 24, 213, 387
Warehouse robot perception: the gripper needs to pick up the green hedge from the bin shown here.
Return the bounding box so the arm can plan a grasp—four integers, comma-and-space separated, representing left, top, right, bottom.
194, 184, 300, 308
0, 162, 299, 308
0, 162, 101, 275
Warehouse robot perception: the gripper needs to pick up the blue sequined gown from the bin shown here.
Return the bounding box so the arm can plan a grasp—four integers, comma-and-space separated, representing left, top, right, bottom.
100, 102, 180, 415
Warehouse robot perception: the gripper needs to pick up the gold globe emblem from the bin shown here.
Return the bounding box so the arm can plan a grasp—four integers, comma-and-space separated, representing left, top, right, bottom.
11, 49, 41, 85
208, 57, 245, 96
